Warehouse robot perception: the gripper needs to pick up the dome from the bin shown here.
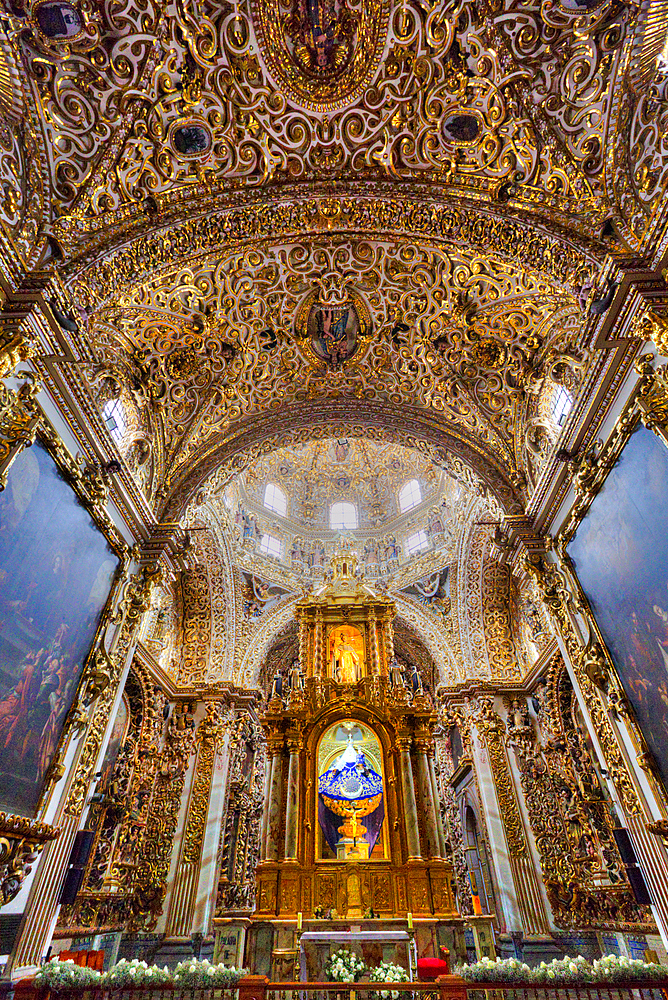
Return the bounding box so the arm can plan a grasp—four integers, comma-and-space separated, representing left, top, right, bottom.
219, 436, 468, 581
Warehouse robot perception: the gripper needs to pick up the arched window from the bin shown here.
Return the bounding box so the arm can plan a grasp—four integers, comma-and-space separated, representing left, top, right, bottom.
330, 501, 357, 530
259, 533, 283, 559
399, 478, 421, 512
550, 385, 573, 428
404, 529, 429, 556
264, 482, 287, 516
102, 398, 126, 444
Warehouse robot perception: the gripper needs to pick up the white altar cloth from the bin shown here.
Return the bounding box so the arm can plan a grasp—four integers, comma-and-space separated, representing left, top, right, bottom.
298, 929, 417, 981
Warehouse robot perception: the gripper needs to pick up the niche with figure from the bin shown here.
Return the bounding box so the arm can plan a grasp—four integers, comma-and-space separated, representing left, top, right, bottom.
316, 720, 387, 862
327, 625, 365, 682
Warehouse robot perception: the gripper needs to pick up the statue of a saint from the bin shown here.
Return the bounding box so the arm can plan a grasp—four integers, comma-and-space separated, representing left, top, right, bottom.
332, 632, 361, 683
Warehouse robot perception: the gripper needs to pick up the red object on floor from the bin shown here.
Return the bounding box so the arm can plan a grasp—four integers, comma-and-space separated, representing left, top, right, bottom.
417, 958, 450, 980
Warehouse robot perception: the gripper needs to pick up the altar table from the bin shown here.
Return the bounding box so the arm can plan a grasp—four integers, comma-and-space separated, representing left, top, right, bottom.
298, 929, 417, 982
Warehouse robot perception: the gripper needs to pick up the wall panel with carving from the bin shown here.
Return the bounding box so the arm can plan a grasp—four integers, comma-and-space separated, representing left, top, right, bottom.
505, 659, 654, 930
57, 660, 167, 935
215, 712, 265, 915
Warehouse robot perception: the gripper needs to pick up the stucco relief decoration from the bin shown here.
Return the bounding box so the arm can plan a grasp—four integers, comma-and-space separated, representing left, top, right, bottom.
251, 0, 389, 110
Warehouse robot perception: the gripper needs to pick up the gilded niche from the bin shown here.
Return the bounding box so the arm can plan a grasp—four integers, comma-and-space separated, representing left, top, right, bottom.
250, 0, 389, 110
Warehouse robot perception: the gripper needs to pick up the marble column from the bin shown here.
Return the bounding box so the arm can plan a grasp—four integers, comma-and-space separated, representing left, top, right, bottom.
397, 737, 421, 859
428, 752, 447, 858
284, 737, 301, 860
416, 741, 441, 858
265, 744, 285, 862
260, 747, 273, 862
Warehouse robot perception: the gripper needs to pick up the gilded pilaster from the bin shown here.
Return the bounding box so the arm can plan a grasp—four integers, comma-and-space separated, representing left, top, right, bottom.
165, 703, 226, 936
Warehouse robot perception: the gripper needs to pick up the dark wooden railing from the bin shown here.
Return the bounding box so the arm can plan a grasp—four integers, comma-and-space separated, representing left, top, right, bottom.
11, 975, 668, 1000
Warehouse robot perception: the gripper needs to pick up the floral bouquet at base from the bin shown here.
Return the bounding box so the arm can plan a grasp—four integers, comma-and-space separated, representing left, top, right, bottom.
104, 958, 173, 987
173, 959, 247, 989
325, 948, 367, 983
591, 955, 668, 982
35, 959, 102, 991
368, 961, 410, 998
455, 957, 534, 983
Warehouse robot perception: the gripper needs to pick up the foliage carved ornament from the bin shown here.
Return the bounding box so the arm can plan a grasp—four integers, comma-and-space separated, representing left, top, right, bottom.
16, 0, 635, 252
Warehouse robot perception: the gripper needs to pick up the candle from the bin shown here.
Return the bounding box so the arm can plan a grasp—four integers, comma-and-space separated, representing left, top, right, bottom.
407, 912, 413, 930
297, 912, 303, 931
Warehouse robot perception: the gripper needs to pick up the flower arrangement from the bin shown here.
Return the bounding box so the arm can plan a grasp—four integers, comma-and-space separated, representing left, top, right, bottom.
35, 959, 102, 991
591, 955, 668, 982
456, 954, 668, 985
325, 948, 367, 983
172, 959, 247, 988
368, 961, 410, 998
104, 958, 173, 987
35, 956, 247, 992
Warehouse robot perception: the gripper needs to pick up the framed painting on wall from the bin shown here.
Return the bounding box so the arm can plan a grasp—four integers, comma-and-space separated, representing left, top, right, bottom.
567, 423, 668, 794
0, 439, 121, 817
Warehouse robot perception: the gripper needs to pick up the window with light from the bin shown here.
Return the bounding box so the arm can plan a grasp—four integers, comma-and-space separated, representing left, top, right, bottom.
330, 502, 358, 530
399, 478, 422, 512
405, 529, 429, 556
551, 386, 573, 427
260, 534, 283, 559
263, 482, 287, 516
102, 398, 126, 443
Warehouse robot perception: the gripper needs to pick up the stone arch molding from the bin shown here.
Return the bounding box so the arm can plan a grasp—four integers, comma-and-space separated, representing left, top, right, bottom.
237, 596, 301, 689
171, 399, 516, 524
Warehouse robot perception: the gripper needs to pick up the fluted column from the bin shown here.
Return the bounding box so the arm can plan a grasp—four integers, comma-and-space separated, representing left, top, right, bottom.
397, 736, 421, 859
368, 610, 380, 676
415, 739, 441, 858
428, 752, 447, 857
284, 735, 301, 860
265, 741, 285, 861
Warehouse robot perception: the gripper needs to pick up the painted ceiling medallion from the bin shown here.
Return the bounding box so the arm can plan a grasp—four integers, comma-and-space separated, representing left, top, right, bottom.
251, 0, 389, 111
295, 290, 372, 369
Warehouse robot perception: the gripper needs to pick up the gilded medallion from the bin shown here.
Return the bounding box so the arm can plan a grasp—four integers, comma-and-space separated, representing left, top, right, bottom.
294, 290, 372, 369
250, 0, 389, 111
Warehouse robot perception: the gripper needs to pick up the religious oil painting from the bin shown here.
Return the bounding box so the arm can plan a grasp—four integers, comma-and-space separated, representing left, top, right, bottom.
0, 441, 119, 816
567, 425, 668, 793
308, 300, 360, 367
328, 624, 365, 682
317, 720, 386, 861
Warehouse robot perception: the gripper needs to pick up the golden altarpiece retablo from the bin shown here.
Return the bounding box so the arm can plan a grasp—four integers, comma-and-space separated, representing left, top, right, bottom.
255, 544, 458, 924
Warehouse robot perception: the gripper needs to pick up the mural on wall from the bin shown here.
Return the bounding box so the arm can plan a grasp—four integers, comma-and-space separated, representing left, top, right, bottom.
567, 425, 668, 794
0, 441, 119, 815
317, 720, 385, 862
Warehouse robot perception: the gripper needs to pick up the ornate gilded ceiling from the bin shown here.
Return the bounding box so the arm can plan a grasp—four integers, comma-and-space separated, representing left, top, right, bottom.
4, 0, 668, 690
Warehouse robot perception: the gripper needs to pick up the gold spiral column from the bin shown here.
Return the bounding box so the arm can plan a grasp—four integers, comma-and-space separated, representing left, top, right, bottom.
314, 609, 324, 676
368, 609, 380, 676
381, 611, 394, 676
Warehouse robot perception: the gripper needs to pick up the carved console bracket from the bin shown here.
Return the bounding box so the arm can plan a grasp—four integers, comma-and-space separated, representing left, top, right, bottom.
0, 813, 59, 906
